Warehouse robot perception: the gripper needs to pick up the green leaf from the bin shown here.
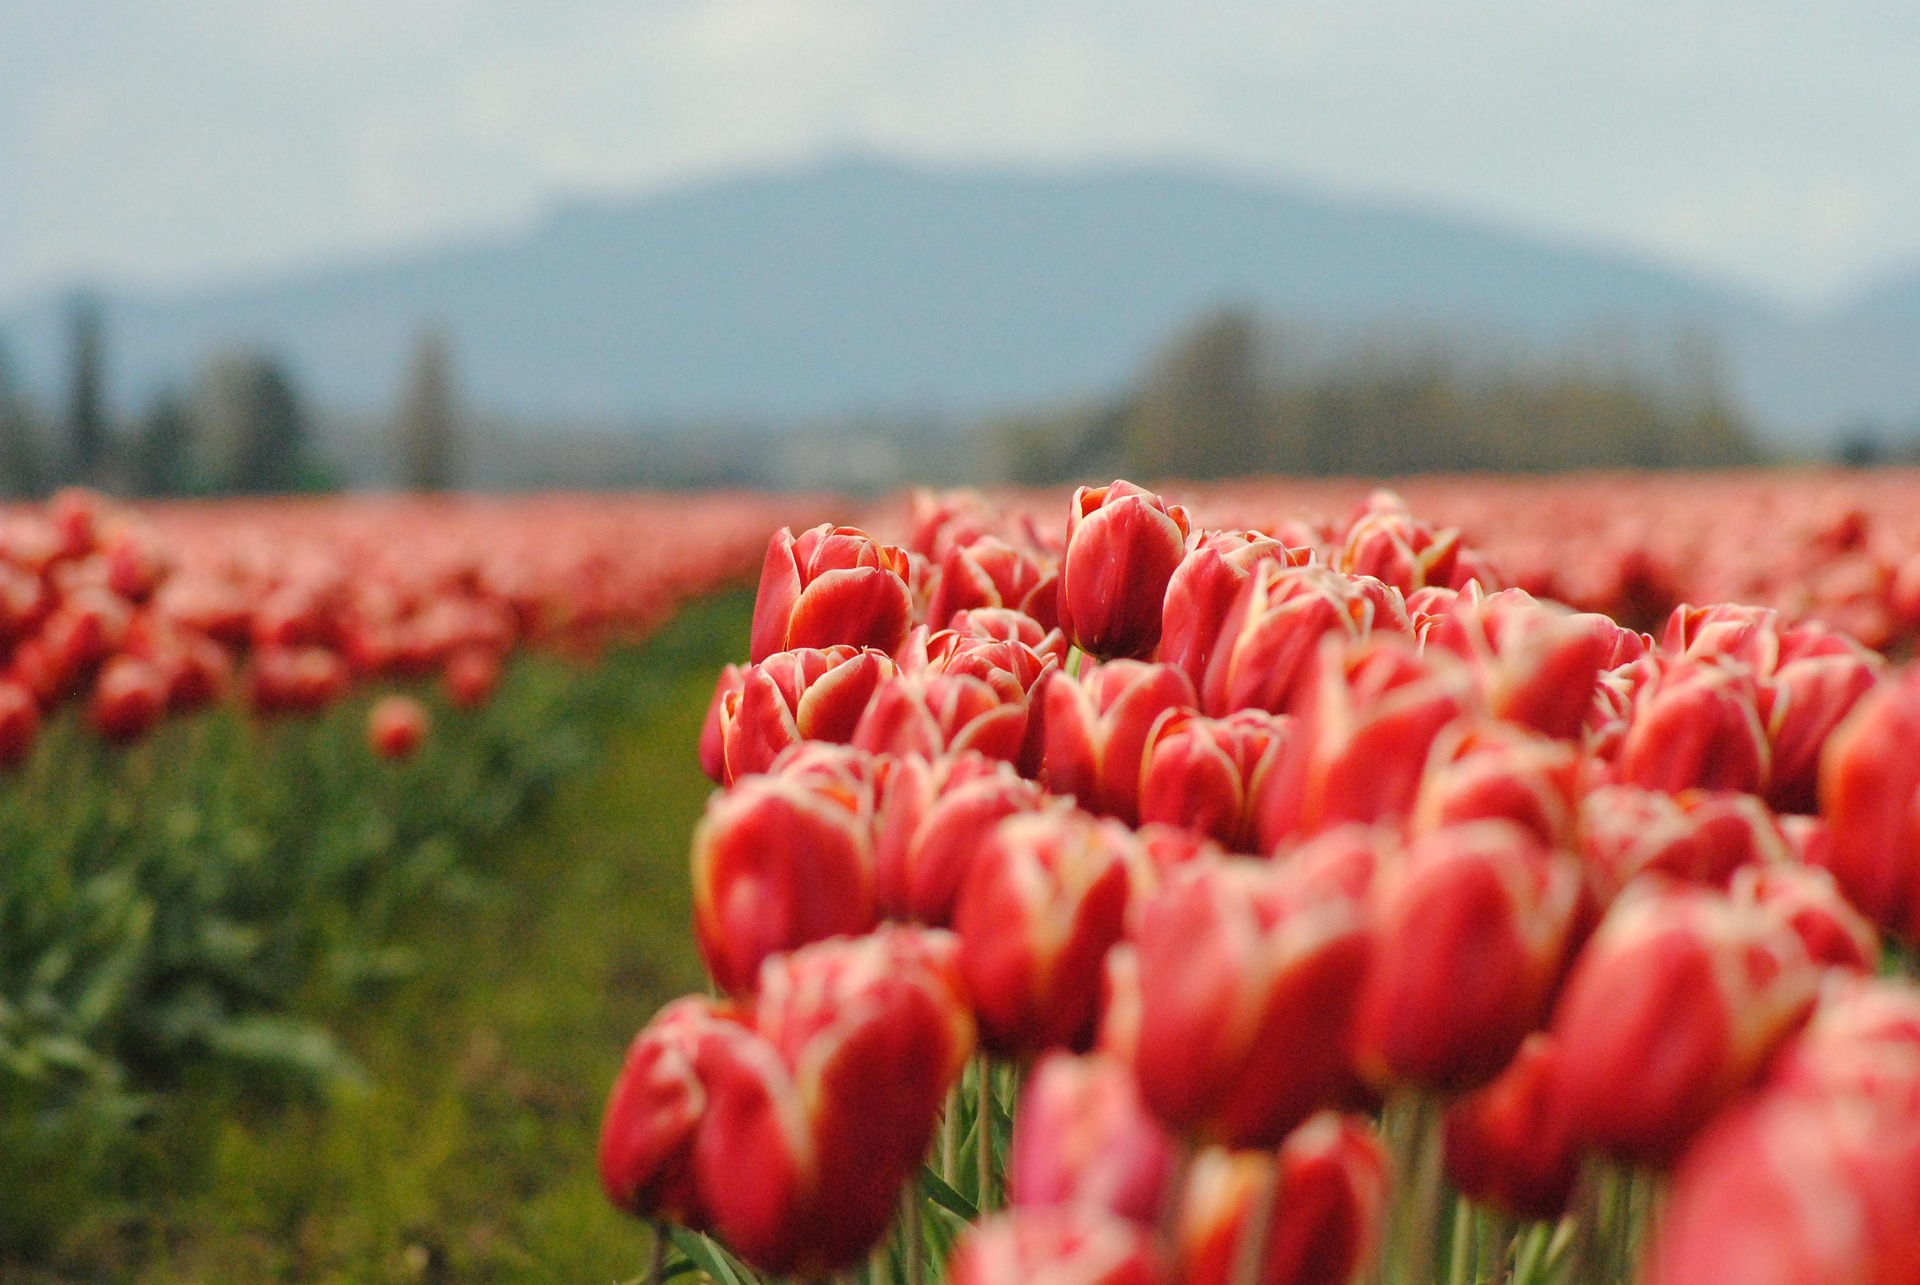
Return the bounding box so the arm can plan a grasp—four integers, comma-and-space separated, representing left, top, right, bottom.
666, 1227, 750, 1285
919, 1164, 978, 1222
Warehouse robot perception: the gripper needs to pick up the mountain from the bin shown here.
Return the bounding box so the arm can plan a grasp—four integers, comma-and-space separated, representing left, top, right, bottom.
1, 155, 1915, 445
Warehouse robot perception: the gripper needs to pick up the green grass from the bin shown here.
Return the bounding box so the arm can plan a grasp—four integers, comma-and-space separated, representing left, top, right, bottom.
28, 591, 747, 1283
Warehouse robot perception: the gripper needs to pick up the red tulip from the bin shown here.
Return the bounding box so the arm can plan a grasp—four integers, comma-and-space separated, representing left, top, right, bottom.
443, 645, 502, 709
1199, 563, 1404, 719
1818, 665, 1920, 941
90, 654, 166, 743
367, 694, 429, 760
1177, 1114, 1390, 1285
1130, 857, 1371, 1147
1157, 530, 1300, 692
1443, 1032, 1582, 1220
1731, 863, 1880, 974
749, 524, 914, 663
1409, 720, 1581, 848
250, 645, 351, 715
1577, 786, 1789, 902
1616, 655, 1770, 795
955, 809, 1142, 1056
1425, 587, 1626, 740
1057, 482, 1192, 660
1760, 640, 1882, 814
942, 605, 1069, 662
1552, 885, 1820, 1165
1352, 820, 1584, 1092
701, 645, 897, 785
852, 671, 1029, 765
1041, 660, 1197, 824
949, 1208, 1169, 1285
1137, 709, 1293, 853
927, 534, 1060, 632
1009, 1053, 1179, 1226
599, 994, 747, 1229
695, 929, 975, 1274
691, 755, 882, 996
0, 679, 38, 767
1332, 491, 1463, 594
873, 752, 1049, 925
1254, 636, 1475, 849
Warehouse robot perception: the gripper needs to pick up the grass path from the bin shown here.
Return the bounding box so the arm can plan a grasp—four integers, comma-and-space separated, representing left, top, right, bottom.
91, 594, 744, 1283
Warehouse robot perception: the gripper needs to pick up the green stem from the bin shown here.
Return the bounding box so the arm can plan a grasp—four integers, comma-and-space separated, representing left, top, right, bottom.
940, 1083, 961, 1187
903, 1185, 923, 1285
1447, 1199, 1474, 1285
976, 1057, 995, 1211
645, 1225, 666, 1285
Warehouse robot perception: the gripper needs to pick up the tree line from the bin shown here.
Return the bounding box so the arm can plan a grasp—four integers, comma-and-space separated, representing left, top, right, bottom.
0, 296, 460, 498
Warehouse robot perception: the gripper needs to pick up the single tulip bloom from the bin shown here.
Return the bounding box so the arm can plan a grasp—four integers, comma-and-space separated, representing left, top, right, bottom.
0, 679, 39, 767
1552, 885, 1820, 1165
1057, 481, 1192, 660
1130, 857, 1372, 1147
1157, 530, 1299, 692
927, 534, 1060, 632
948, 1209, 1169, 1285
1577, 786, 1789, 903
749, 524, 914, 663
1177, 1114, 1389, 1285
691, 764, 881, 996
1200, 563, 1404, 719
366, 693, 429, 760
693, 929, 977, 1274
1616, 655, 1770, 795
1332, 491, 1463, 595
1760, 643, 1882, 815
1138, 709, 1293, 853
1352, 821, 1584, 1092
1818, 665, 1920, 941
1255, 636, 1475, 849
1008, 1053, 1179, 1226
1442, 1032, 1582, 1220
1041, 660, 1197, 824
1426, 588, 1624, 740
955, 810, 1142, 1056
873, 752, 1049, 925
1409, 720, 1581, 848
702, 645, 897, 785
90, 653, 166, 743
1730, 864, 1880, 974
852, 671, 1030, 765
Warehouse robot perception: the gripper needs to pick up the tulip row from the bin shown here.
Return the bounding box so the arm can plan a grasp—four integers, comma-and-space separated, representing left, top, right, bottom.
603, 478, 1920, 1285
0, 488, 808, 760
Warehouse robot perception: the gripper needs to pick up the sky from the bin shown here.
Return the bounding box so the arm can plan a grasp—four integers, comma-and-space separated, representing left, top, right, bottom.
4, 0, 1920, 313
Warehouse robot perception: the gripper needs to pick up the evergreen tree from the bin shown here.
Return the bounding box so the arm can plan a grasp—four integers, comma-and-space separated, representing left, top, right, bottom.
395, 328, 460, 491
0, 336, 45, 498
229, 357, 311, 494
66, 294, 110, 486
131, 391, 195, 496
1121, 308, 1266, 480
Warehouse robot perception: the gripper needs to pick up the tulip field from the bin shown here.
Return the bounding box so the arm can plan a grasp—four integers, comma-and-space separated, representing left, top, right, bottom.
606, 471, 1920, 1285
8, 473, 1920, 1283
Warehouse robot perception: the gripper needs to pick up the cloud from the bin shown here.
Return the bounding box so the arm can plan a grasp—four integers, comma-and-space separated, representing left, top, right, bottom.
3, 0, 1920, 308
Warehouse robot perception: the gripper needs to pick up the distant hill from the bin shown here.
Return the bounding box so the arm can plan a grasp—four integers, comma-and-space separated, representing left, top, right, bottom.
2, 155, 1918, 446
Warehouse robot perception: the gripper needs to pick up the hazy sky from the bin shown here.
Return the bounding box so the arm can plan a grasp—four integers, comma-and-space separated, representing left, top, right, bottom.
5, 1, 1919, 312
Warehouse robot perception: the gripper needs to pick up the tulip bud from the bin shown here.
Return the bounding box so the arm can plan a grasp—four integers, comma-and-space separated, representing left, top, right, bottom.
1761, 642, 1882, 814
367, 693, 429, 760
1057, 482, 1192, 660
1200, 563, 1405, 719
1616, 655, 1770, 795
1553, 886, 1820, 1165
1409, 720, 1581, 848
1131, 857, 1371, 1147
1426, 588, 1625, 740
443, 645, 502, 710
702, 645, 897, 785
943, 606, 1069, 663
249, 645, 351, 715
1577, 786, 1790, 903
1178, 1114, 1390, 1285
1730, 864, 1880, 974
749, 524, 913, 663
1353, 821, 1584, 1092
1138, 709, 1292, 853
694, 929, 976, 1274
1332, 491, 1462, 595
1663, 602, 1783, 670
1818, 665, 1920, 942
1009, 1053, 1179, 1226
1255, 636, 1475, 849
908, 487, 1001, 561
873, 752, 1049, 925
955, 810, 1141, 1056
1157, 531, 1299, 692
853, 671, 1030, 765
927, 534, 1060, 632
691, 762, 881, 996
0, 679, 39, 767
949, 1209, 1169, 1285
1041, 660, 1196, 824
1442, 1032, 1582, 1220
599, 995, 747, 1228
90, 653, 166, 743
